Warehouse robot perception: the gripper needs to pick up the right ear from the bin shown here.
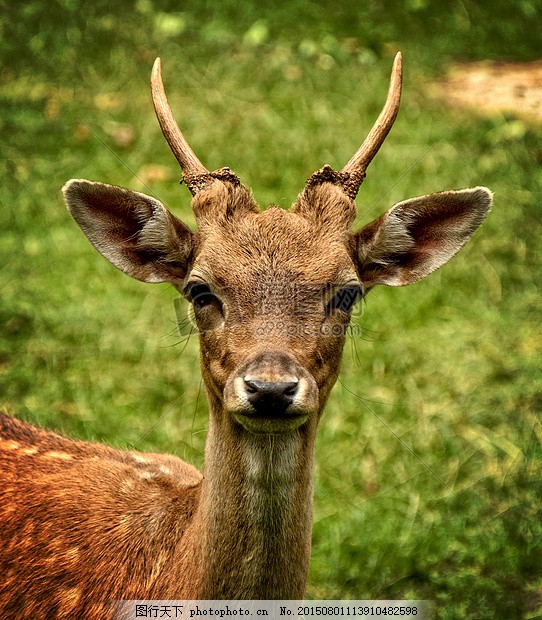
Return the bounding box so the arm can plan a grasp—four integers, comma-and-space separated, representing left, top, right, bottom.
353, 187, 492, 288
63, 180, 193, 284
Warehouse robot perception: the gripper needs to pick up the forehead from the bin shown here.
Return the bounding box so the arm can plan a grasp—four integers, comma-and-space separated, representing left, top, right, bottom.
193, 207, 355, 286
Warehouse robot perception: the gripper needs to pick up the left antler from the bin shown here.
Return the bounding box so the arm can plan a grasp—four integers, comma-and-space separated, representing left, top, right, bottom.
340, 52, 403, 196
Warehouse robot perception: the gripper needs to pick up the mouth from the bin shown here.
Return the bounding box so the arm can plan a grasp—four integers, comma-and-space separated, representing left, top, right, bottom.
232, 410, 309, 435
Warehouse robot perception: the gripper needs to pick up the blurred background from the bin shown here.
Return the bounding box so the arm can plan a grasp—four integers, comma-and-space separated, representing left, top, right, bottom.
0, 1, 540, 617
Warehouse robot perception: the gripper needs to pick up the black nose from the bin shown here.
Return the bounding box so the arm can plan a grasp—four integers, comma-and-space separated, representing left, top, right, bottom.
244, 378, 299, 413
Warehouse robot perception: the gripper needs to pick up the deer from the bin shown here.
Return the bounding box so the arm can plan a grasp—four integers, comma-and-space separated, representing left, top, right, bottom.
0, 52, 491, 618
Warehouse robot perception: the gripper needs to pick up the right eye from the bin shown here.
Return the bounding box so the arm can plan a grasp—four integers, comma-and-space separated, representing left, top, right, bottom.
185, 283, 218, 310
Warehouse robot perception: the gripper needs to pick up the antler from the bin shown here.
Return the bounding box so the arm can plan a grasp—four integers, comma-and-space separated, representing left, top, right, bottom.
340, 52, 402, 193
297, 52, 403, 204
151, 58, 209, 179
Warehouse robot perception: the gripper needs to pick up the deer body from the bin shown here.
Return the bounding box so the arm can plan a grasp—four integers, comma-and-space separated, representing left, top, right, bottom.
0, 413, 312, 612
0, 54, 492, 618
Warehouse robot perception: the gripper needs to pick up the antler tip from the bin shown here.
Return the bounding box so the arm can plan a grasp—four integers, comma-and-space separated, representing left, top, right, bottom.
152, 57, 162, 79
393, 51, 402, 74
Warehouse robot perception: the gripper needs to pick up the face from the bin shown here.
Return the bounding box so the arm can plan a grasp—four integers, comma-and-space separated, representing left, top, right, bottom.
64, 174, 490, 439
182, 206, 362, 435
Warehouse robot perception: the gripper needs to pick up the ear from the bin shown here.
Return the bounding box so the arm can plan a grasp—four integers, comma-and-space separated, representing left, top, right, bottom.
354, 187, 492, 287
63, 180, 193, 284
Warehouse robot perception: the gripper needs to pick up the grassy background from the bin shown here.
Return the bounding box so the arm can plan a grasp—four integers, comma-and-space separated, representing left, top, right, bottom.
1, 1, 541, 618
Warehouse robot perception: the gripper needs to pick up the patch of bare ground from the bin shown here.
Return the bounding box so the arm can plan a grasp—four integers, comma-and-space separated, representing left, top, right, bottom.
430, 60, 542, 124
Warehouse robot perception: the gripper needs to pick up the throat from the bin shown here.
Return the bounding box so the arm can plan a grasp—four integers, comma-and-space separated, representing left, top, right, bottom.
196, 422, 316, 599
241, 433, 302, 535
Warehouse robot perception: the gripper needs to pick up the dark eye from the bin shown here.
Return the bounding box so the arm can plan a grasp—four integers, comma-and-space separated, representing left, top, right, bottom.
186, 283, 217, 310
327, 285, 363, 314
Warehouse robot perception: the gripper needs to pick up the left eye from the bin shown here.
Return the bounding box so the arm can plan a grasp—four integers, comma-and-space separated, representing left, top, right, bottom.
327, 285, 363, 314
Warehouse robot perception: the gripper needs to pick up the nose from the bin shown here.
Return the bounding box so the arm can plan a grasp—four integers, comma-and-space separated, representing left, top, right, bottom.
224, 350, 318, 432
244, 377, 299, 413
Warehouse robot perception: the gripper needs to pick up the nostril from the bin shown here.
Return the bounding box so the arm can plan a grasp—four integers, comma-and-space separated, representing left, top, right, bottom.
243, 378, 299, 410
244, 379, 259, 395
283, 382, 298, 397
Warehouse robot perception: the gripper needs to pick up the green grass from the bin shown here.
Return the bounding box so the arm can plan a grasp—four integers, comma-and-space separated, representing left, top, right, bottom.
1, 2, 541, 618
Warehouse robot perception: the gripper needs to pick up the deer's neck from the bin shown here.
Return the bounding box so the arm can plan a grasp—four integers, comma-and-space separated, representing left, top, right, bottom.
188, 410, 317, 599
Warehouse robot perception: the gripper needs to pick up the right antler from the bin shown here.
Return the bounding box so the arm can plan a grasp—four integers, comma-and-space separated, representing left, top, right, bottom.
297, 52, 403, 202
341, 51, 403, 182
151, 58, 209, 180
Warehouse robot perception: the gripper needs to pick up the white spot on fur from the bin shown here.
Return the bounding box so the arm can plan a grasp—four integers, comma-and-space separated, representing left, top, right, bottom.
43, 450, 73, 460
21, 446, 39, 456
140, 470, 158, 481
119, 478, 136, 493
0, 439, 21, 450
132, 454, 150, 464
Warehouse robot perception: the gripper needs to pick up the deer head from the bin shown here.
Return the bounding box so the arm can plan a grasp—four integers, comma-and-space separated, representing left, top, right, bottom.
63, 53, 491, 443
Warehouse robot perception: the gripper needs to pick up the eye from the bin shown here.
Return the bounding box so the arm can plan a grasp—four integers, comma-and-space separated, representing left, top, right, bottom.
185, 283, 218, 310
327, 285, 363, 314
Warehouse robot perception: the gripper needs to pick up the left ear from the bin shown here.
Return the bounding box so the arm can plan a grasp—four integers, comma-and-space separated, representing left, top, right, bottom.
354, 187, 492, 287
